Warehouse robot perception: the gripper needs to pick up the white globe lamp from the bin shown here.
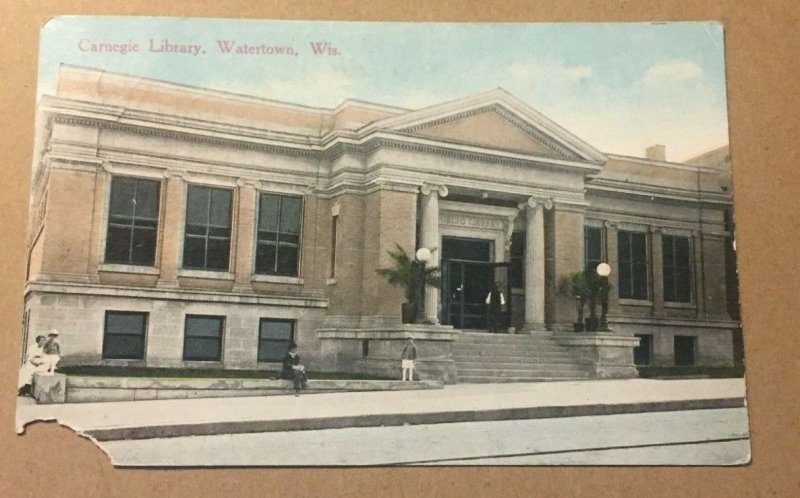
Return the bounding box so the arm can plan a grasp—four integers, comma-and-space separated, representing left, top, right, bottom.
596, 262, 611, 277
415, 247, 431, 263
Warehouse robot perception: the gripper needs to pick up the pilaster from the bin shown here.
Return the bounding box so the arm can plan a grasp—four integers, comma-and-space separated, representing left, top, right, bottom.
650, 227, 665, 317
232, 179, 258, 292
157, 171, 185, 288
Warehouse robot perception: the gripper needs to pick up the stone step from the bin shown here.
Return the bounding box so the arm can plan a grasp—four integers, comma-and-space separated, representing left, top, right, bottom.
451, 345, 569, 355
458, 365, 586, 378
453, 356, 575, 368
453, 361, 586, 370
456, 374, 593, 383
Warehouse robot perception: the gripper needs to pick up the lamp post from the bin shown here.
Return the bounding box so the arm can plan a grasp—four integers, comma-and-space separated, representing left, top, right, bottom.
596, 263, 611, 331
414, 248, 431, 323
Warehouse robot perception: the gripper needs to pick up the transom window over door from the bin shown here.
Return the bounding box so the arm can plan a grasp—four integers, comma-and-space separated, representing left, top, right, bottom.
183, 185, 232, 271
663, 235, 692, 302
105, 176, 160, 265
618, 230, 648, 300
256, 193, 302, 276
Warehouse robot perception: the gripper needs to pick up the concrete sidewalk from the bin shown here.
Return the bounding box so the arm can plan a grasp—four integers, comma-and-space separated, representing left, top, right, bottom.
16, 378, 746, 442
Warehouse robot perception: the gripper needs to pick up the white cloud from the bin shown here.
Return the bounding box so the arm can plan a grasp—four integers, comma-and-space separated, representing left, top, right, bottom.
643, 60, 703, 86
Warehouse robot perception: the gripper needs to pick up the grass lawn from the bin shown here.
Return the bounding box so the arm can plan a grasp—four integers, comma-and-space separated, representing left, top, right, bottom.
58, 365, 395, 381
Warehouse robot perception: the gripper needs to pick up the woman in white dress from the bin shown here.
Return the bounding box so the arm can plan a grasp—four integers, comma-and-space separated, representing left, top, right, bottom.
17, 335, 47, 396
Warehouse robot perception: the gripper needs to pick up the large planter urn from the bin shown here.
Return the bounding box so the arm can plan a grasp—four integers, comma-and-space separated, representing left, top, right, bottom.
401, 302, 418, 324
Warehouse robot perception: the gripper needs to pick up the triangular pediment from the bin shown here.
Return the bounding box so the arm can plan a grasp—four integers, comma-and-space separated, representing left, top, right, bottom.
365, 89, 607, 164
401, 106, 574, 158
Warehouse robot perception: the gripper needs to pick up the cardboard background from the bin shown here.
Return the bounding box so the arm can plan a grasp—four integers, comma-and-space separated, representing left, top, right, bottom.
1, 1, 797, 496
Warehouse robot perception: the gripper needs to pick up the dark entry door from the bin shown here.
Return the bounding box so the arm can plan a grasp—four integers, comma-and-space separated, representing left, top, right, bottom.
442, 259, 512, 331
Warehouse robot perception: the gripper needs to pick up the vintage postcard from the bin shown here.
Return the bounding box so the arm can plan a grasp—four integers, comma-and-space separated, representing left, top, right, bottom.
16, 17, 748, 466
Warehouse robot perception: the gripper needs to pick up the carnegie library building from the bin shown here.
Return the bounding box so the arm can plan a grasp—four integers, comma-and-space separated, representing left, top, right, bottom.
22, 66, 741, 383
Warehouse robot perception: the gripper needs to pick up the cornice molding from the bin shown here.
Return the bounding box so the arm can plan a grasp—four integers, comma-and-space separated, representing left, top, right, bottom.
53, 115, 321, 158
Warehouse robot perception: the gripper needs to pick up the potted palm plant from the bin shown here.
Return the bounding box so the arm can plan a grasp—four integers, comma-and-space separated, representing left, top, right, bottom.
376, 244, 442, 323
558, 270, 605, 332
557, 271, 589, 332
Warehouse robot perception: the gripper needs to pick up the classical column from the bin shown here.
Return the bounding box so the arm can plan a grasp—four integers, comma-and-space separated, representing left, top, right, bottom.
651, 227, 665, 316
419, 183, 447, 324
157, 171, 185, 288
233, 179, 258, 292
524, 197, 548, 330
604, 221, 620, 311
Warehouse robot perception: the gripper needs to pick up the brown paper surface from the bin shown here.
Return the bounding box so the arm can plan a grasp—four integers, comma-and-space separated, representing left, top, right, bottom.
0, 1, 797, 496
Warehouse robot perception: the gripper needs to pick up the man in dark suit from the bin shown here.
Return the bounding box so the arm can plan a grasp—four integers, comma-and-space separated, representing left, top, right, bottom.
281, 342, 307, 396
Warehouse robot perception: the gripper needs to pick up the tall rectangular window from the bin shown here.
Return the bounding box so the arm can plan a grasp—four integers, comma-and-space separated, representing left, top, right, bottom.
584, 226, 603, 273
258, 319, 295, 362
103, 311, 148, 360
663, 235, 692, 303
255, 193, 302, 276
183, 315, 224, 361
330, 215, 338, 278
618, 230, 648, 300
183, 185, 232, 271
105, 176, 160, 265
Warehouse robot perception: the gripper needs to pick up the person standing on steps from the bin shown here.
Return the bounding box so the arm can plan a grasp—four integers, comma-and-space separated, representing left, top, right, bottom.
401, 336, 417, 381
485, 282, 505, 333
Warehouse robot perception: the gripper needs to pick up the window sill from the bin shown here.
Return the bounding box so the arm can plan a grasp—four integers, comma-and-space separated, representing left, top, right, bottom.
326, 278, 337, 285
177, 269, 235, 281
665, 301, 696, 309
98, 264, 160, 276
251, 275, 304, 285
618, 298, 653, 307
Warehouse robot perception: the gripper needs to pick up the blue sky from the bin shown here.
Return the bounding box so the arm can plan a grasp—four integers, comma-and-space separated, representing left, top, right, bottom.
39, 17, 729, 161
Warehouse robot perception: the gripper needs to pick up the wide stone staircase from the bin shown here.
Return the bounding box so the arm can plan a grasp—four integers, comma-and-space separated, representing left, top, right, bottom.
452, 331, 594, 383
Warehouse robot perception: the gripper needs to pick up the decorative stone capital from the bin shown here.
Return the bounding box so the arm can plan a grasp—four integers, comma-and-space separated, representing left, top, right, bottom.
163, 170, 184, 181
420, 183, 448, 198
100, 161, 113, 173
522, 196, 553, 210
649, 226, 662, 235
603, 220, 615, 229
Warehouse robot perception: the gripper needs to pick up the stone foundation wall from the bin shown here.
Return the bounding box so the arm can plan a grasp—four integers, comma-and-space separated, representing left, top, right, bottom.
24, 289, 328, 370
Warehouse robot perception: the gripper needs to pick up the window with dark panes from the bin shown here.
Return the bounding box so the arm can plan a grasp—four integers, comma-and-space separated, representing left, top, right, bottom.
257, 319, 294, 362
183, 186, 232, 271
103, 311, 148, 360
105, 176, 160, 265
183, 315, 224, 361
674, 336, 696, 366
255, 193, 302, 276
618, 230, 649, 300
633, 334, 653, 366
509, 231, 525, 288
584, 226, 603, 273
663, 235, 692, 303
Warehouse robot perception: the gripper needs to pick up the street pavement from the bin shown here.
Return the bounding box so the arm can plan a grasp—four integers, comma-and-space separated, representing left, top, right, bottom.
103, 408, 750, 466
16, 378, 749, 466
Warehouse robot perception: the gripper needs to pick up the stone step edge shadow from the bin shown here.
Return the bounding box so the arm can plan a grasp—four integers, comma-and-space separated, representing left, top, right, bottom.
85, 397, 745, 442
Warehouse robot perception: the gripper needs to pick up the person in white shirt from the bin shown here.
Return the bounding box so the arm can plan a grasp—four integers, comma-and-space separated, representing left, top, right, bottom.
485, 282, 506, 333
17, 335, 47, 396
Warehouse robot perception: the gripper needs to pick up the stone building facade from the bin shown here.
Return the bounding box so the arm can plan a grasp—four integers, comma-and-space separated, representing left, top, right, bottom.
21, 66, 739, 381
